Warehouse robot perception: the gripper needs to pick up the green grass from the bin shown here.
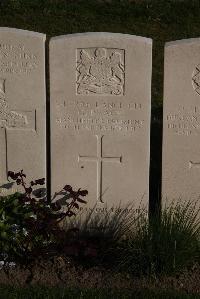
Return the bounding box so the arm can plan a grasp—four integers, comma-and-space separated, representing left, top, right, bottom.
0, 201, 200, 296
0, 285, 200, 299
61, 200, 200, 276
2, 199, 199, 276
61, 204, 147, 268
115, 200, 200, 276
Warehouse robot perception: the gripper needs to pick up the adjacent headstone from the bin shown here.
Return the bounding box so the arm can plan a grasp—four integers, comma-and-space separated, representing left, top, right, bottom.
50, 33, 152, 212
162, 38, 200, 206
0, 28, 46, 195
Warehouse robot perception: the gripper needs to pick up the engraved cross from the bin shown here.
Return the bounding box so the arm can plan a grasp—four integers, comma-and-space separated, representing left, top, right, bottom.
0, 79, 36, 181
189, 160, 200, 169
78, 135, 122, 203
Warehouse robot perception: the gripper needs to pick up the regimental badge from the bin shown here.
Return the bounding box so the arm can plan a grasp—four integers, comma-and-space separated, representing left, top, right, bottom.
76, 47, 125, 96
192, 65, 200, 96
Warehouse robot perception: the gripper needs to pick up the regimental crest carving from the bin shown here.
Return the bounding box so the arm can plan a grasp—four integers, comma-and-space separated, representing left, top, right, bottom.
0, 79, 27, 128
192, 65, 200, 96
76, 48, 125, 96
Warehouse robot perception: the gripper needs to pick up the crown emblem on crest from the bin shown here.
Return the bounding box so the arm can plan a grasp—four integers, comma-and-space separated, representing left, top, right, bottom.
76, 47, 125, 96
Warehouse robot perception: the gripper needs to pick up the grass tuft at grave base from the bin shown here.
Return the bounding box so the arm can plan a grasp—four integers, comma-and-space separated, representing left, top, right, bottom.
61, 199, 200, 277
0, 285, 200, 299
1, 199, 200, 278
0, 197, 200, 292
1, 171, 199, 280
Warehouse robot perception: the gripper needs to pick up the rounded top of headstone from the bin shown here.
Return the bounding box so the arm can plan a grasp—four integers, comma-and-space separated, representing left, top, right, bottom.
0, 27, 46, 40
165, 37, 200, 48
50, 32, 152, 44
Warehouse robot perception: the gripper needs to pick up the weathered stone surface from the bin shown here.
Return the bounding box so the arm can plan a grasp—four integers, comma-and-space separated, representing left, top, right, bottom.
162, 38, 200, 206
0, 28, 46, 195
50, 32, 152, 212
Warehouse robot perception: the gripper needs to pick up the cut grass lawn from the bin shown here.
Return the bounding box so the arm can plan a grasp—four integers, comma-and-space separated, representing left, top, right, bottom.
1, 285, 200, 299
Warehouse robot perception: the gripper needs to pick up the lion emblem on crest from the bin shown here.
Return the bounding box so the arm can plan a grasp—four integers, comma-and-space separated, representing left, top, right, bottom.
76, 48, 125, 95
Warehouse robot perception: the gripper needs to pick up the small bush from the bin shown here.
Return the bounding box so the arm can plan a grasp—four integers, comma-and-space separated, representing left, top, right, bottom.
0, 170, 88, 265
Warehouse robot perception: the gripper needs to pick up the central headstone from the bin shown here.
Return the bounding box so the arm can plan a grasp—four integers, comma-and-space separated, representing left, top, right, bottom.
50, 33, 152, 212
0, 28, 46, 196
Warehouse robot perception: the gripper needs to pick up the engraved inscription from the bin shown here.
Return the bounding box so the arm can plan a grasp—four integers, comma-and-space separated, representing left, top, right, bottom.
166, 105, 200, 136
76, 48, 125, 96
0, 43, 38, 74
56, 117, 144, 133
55, 99, 144, 134
192, 65, 200, 95
0, 78, 36, 181
78, 206, 146, 214
78, 135, 122, 203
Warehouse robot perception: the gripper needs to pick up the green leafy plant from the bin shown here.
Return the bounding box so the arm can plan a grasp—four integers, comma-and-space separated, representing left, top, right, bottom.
0, 170, 88, 265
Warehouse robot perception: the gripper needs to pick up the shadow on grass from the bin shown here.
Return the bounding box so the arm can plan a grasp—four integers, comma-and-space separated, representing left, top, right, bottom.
60, 199, 200, 277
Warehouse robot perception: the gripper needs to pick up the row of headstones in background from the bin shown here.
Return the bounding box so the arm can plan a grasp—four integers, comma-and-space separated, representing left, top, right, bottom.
0, 28, 199, 212
0, 28, 46, 195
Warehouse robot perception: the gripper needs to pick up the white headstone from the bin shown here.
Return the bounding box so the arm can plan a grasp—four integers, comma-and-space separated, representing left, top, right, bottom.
0, 28, 46, 195
50, 32, 152, 212
163, 38, 200, 206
